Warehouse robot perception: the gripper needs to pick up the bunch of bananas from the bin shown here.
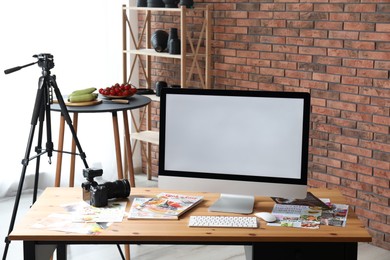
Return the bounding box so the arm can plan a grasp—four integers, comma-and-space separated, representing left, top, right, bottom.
68, 87, 98, 103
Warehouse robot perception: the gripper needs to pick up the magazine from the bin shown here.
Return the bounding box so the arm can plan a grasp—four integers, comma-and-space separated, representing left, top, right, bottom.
272, 192, 331, 210
320, 203, 349, 227
268, 204, 322, 229
128, 197, 177, 219
268, 202, 349, 229
128, 193, 203, 220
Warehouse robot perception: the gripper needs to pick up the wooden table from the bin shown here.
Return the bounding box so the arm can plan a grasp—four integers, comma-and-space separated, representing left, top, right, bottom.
9, 187, 371, 260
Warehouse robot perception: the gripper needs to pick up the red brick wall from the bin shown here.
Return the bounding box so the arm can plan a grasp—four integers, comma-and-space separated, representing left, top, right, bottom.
139, 1, 390, 250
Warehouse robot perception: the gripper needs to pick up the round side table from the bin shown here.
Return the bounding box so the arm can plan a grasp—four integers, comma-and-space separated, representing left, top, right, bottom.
51, 94, 151, 187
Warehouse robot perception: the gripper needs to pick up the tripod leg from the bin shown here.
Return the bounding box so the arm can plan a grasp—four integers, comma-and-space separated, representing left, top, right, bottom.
32, 75, 56, 202
32, 101, 45, 203
50, 76, 89, 169
2, 162, 29, 260
2, 81, 47, 260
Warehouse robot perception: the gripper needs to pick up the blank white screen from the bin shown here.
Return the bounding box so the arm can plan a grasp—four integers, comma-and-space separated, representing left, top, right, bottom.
164, 94, 304, 179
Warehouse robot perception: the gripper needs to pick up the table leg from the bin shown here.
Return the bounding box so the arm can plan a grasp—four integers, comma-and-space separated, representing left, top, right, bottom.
123, 111, 135, 187
56, 243, 67, 260
112, 111, 124, 180
251, 242, 358, 260
55, 115, 66, 187
124, 244, 131, 260
123, 110, 134, 260
55, 113, 78, 187
69, 113, 78, 187
23, 242, 59, 260
24, 241, 36, 260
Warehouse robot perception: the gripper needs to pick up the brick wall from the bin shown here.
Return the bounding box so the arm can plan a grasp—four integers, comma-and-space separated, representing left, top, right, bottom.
137, 0, 390, 250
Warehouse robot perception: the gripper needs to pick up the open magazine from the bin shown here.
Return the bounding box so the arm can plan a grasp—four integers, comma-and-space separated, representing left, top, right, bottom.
268, 202, 348, 229
268, 204, 322, 229
128, 193, 203, 220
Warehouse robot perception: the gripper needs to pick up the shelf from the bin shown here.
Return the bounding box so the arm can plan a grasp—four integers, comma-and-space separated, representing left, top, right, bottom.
125, 48, 203, 59
143, 94, 160, 102
125, 48, 182, 59
131, 130, 159, 145
126, 7, 182, 12
125, 6, 209, 12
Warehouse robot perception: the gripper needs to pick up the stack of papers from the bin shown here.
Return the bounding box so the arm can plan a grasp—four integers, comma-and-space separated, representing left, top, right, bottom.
32, 201, 127, 235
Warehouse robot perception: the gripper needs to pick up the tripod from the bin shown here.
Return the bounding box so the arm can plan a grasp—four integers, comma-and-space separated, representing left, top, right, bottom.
2, 54, 92, 260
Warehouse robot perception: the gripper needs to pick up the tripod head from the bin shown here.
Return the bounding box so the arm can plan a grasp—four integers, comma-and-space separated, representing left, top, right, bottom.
4, 53, 54, 75
34, 53, 55, 74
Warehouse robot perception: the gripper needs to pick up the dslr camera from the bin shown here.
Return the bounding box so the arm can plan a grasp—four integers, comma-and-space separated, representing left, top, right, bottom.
81, 168, 131, 207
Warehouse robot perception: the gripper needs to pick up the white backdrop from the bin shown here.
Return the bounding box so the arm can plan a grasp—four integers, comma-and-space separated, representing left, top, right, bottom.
0, 0, 139, 198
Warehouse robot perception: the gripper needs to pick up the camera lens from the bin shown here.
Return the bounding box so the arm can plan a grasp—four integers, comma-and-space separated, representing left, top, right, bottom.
104, 179, 131, 199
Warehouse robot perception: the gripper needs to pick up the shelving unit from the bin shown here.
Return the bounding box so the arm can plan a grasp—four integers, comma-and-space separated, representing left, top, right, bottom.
122, 4, 211, 179
122, 5, 211, 89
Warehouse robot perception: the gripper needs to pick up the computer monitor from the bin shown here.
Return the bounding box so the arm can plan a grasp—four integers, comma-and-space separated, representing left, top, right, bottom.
158, 88, 310, 214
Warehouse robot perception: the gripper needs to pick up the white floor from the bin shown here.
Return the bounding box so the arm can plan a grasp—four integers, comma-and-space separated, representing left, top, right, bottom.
1, 174, 389, 260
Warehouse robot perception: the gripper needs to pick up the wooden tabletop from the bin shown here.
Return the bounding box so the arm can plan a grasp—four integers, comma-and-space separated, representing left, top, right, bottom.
9, 187, 371, 244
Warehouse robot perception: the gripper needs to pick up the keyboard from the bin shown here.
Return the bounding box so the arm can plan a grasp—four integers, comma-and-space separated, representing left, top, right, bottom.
188, 215, 258, 228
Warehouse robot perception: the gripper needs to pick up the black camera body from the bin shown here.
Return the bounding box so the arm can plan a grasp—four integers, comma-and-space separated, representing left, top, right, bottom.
82, 168, 130, 207
89, 184, 109, 208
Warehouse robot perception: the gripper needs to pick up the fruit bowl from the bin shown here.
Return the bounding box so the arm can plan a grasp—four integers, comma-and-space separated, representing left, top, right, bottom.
102, 93, 135, 99
99, 83, 137, 99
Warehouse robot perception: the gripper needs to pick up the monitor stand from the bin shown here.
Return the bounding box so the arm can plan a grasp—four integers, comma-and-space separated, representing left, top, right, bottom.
209, 194, 255, 214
